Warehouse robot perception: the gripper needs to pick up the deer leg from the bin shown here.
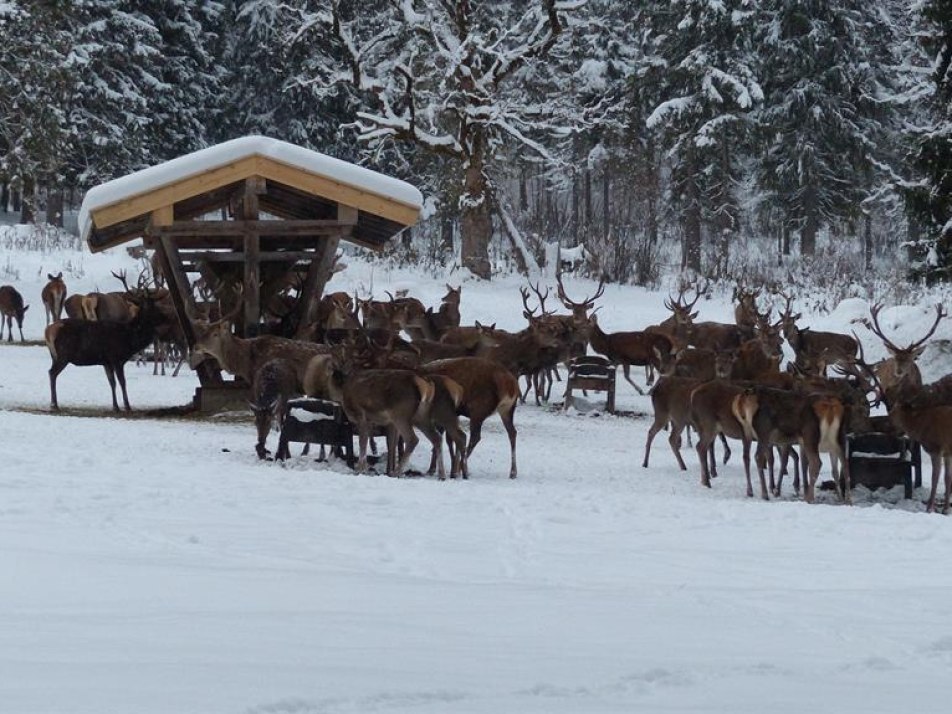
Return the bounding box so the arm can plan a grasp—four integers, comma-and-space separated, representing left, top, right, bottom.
115, 364, 132, 411
49, 360, 66, 410
804, 449, 822, 504
642, 412, 666, 468
505, 405, 518, 479
420, 425, 445, 480
393, 425, 419, 476
927, 451, 941, 513
942, 455, 952, 515
743, 438, 758, 498
101, 365, 120, 411
621, 363, 645, 395
696, 433, 714, 488
447, 423, 468, 478
685, 424, 693, 447
720, 434, 732, 465
356, 425, 370, 473
668, 424, 688, 471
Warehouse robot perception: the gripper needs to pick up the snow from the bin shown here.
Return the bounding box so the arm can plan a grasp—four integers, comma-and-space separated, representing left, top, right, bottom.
78, 136, 425, 242
3, 240, 952, 712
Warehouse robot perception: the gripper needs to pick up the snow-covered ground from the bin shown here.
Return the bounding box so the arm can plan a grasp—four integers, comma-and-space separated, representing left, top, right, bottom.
2, 233, 952, 713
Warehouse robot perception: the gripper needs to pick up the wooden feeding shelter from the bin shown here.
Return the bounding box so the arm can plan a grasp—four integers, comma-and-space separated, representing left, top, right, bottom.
78, 136, 422, 408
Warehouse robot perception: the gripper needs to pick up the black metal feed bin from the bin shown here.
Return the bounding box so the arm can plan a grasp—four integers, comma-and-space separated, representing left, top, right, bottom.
278, 398, 356, 466
563, 355, 617, 414
846, 416, 922, 499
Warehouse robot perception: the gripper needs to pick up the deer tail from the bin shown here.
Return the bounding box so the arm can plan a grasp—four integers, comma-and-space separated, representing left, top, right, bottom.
413, 376, 436, 419
81, 295, 98, 321
45, 322, 61, 360
731, 391, 759, 441
813, 397, 844, 452
434, 375, 465, 408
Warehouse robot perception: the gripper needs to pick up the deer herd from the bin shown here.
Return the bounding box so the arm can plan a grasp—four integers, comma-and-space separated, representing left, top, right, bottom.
3, 267, 952, 513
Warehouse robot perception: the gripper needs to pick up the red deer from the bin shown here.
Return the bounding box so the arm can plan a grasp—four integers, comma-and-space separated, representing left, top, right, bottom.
856, 351, 952, 513
42, 273, 67, 325
321, 362, 438, 476
689, 380, 759, 497
250, 358, 301, 460
420, 357, 520, 478
63, 294, 86, 320
779, 294, 857, 375
733, 386, 847, 504
733, 286, 762, 330
866, 303, 945, 393
45, 288, 166, 411
587, 314, 673, 395
643, 353, 737, 470
0, 285, 28, 341
190, 320, 330, 387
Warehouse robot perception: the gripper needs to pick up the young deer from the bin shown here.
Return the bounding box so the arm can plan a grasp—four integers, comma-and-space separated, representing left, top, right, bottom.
0, 285, 28, 341
325, 364, 438, 476
689, 380, 760, 497
733, 386, 847, 504
250, 358, 300, 460
420, 357, 520, 478
41, 273, 67, 325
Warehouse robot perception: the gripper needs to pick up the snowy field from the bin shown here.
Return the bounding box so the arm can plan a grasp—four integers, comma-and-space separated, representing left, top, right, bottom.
3, 234, 952, 713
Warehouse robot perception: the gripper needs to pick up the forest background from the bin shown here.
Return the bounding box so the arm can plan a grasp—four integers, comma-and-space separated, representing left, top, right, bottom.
3, 0, 952, 290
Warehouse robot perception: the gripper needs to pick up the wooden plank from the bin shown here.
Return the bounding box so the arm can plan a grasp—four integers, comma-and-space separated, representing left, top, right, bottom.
178, 250, 316, 263
151, 205, 174, 227
158, 219, 353, 237
255, 156, 420, 227
90, 156, 261, 230
337, 203, 358, 225
296, 235, 341, 337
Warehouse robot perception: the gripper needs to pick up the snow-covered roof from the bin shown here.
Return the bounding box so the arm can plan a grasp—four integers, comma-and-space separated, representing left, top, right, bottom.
79, 135, 423, 250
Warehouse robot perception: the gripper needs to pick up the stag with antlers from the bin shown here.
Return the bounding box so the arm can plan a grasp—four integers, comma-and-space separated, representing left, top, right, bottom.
866, 303, 946, 393
779, 293, 857, 376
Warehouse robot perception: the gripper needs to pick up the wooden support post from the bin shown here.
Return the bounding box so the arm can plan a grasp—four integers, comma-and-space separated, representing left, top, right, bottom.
242, 177, 265, 334
294, 203, 355, 337
150, 208, 222, 386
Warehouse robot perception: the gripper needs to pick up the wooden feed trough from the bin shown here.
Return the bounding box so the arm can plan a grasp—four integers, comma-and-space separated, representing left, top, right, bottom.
78, 136, 422, 411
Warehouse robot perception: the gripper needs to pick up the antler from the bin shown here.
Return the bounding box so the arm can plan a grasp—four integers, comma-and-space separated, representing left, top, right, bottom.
868, 302, 945, 357
556, 273, 605, 314
529, 281, 552, 315
112, 269, 130, 292
519, 286, 538, 319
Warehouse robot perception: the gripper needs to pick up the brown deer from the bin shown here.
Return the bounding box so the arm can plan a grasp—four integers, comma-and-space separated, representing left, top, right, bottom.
779, 294, 857, 375
855, 349, 952, 513
42, 273, 67, 325
63, 293, 86, 320
587, 314, 674, 395
733, 386, 847, 504
689, 380, 759, 497
643, 352, 737, 470
866, 303, 945, 393
189, 320, 330, 387
0, 285, 28, 341
322, 362, 438, 476
420, 357, 520, 478
45, 285, 166, 411
80, 270, 141, 322
250, 358, 301, 460
733, 286, 762, 330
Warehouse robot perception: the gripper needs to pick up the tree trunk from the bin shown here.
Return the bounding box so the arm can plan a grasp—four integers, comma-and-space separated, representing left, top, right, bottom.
441, 213, 454, 256
682, 150, 701, 273
20, 177, 35, 224
864, 212, 873, 270
571, 170, 580, 246
47, 189, 65, 228
602, 163, 610, 245
584, 168, 592, 235
460, 147, 492, 279
801, 182, 818, 256
1, 183, 8, 213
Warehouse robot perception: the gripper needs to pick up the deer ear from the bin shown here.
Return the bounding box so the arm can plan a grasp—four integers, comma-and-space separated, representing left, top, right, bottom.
23, 305, 29, 312
913, 345, 927, 358
48, 274, 54, 281
475, 320, 483, 328
691, 311, 699, 319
